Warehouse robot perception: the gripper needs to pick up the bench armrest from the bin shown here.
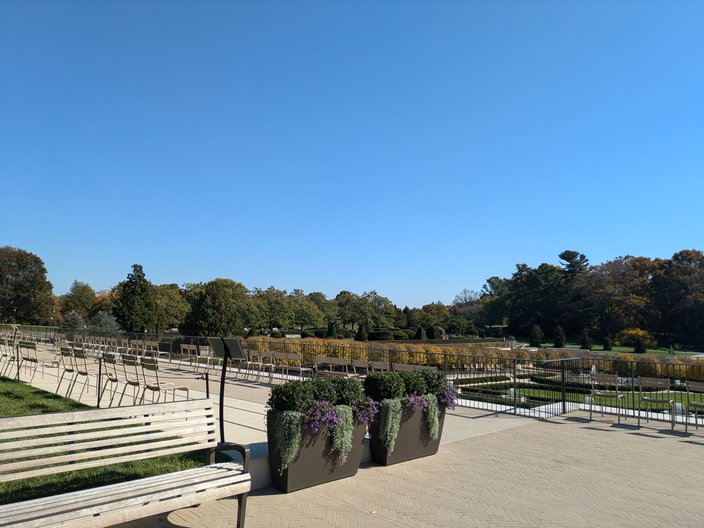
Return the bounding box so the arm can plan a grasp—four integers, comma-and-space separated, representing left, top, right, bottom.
214, 442, 250, 472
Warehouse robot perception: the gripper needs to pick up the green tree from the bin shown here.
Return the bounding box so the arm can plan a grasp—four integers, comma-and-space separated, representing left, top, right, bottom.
529, 325, 544, 347
0, 247, 54, 324
253, 287, 293, 330
414, 325, 427, 340
579, 328, 592, 351
63, 310, 85, 330
354, 321, 368, 341
112, 264, 157, 333
89, 311, 122, 332
334, 291, 359, 330
633, 335, 646, 354
289, 289, 324, 331
153, 284, 189, 332
181, 279, 256, 336
553, 325, 566, 348
61, 281, 96, 321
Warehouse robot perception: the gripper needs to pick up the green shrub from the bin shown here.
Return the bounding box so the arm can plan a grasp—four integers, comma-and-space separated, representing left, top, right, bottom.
267, 381, 314, 412
313, 328, 327, 339
354, 324, 368, 341
426, 325, 445, 340
426, 394, 440, 440
529, 325, 544, 347
309, 377, 337, 403
326, 376, 365, 407
246, 327, 256, 338
368, 329, 394, 341
392, 330, 408, 340
398, 371, 428, 396
270, 330, 283, 338
327, 322, 338, 339
403, 328, 416, 340
634, 336, 647, 354
579, 329, 592, 351
364, 372, 405, 401
603, 336, 612, 351
418, 369, 446, 396
300, 330, 314, 338
414, 326, 426, 340
553, 325, 566, 348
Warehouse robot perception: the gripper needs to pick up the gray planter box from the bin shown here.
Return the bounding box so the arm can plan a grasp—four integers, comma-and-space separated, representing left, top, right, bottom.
267, 411, 367, 493
369, 404, 446, 466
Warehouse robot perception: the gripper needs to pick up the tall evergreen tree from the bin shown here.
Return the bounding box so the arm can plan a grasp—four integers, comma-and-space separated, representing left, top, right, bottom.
112, 264, 157, 333
529, 325, 544, 347
553, 325, 566, 348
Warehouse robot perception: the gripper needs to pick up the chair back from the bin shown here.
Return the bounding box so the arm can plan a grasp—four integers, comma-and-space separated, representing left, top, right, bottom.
592, 373, 619, 386
122, 354, 141, 385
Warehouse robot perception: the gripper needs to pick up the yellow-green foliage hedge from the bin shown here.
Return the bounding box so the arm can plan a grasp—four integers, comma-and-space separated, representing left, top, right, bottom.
613, 328, 657, 348
244, 337, 704, 380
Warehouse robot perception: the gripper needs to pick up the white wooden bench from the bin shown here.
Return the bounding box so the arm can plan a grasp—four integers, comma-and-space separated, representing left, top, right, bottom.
0, 398, 250, 528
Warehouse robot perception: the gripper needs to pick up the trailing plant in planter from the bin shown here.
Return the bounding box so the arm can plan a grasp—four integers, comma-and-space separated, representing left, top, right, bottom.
266, 376, 377, 491
364, 370, 458, 465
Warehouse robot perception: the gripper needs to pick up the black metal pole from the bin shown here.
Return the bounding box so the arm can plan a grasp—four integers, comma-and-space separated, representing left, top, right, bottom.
96, 357, 102, 408
561, 360, 567, 414
219, 337, 232, 444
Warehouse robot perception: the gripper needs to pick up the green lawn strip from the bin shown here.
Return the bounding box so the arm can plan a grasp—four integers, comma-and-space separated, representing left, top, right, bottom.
557, 343, 698, 357
0, 378, 223, 506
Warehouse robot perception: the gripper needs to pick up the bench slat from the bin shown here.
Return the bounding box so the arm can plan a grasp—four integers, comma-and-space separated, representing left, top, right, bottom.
0, 426, 213, 463
0, 406, 214, 441
0, 463, 240, 515
0, 438, 216, 483
0, 416, 213, 452
0, 398, 215, 430
1, 467, 250, 528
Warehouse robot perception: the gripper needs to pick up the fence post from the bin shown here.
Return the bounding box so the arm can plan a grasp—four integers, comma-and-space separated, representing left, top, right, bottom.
443, 352, 448, 373
512, 358, 517, 414
561, 360, 567, 414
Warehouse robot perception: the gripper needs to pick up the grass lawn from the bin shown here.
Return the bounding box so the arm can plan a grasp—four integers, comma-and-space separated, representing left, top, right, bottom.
0, 377, 216, 505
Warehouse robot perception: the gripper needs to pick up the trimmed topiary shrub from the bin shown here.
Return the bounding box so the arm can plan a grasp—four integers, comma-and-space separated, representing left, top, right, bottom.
603, 336, 612, 351
634, 336, 647, 354
368, 329, 394, 341
270, 330, 283, 338
403, 328, 416, 340
301, 329, 315, 338
327, 322, 338, 339
354, 324, 368, 342
313, 328, 327, 339
414, 326, 426, 340
579, 328, 592, 351
529, 325, 544, 347
553, 325, 566, 348
392, 330, 408, 340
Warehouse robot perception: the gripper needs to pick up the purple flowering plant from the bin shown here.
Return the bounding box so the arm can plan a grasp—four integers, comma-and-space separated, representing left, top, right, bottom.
302, 400, 341, 436
354, 397, 380, 425
438, 385, 458, 410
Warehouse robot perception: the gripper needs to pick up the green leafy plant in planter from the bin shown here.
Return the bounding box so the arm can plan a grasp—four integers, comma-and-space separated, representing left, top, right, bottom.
266, 376, 377, 492
364, 370, 458, 465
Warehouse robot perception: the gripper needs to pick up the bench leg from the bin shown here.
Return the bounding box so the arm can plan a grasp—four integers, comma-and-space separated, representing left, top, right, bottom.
237, 492, 248, 528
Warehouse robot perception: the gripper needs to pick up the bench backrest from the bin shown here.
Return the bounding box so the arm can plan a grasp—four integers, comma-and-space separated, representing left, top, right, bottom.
0, 398, 217, 484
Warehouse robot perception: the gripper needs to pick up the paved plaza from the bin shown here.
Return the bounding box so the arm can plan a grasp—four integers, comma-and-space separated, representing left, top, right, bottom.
7, 346, 704, 527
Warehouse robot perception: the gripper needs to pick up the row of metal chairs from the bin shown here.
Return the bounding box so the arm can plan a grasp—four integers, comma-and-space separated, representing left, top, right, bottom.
589, 373, 704, 431
55, 347, 189, 406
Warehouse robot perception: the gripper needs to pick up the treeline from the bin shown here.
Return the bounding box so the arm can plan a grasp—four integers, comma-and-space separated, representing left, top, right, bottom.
477, 250, 704, 347
1, 246, 702, 345
0, 248, 476, 339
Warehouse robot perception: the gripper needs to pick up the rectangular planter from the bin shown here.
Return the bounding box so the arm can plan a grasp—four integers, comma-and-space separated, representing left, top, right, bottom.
369, 404, 446, 466
267, 411, 367, 493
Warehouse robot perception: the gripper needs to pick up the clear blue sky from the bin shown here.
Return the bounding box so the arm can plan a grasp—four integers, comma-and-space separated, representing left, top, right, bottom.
1, 1, 702, 308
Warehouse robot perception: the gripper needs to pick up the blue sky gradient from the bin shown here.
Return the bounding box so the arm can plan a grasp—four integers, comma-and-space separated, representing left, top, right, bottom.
1, 1, 702, 307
